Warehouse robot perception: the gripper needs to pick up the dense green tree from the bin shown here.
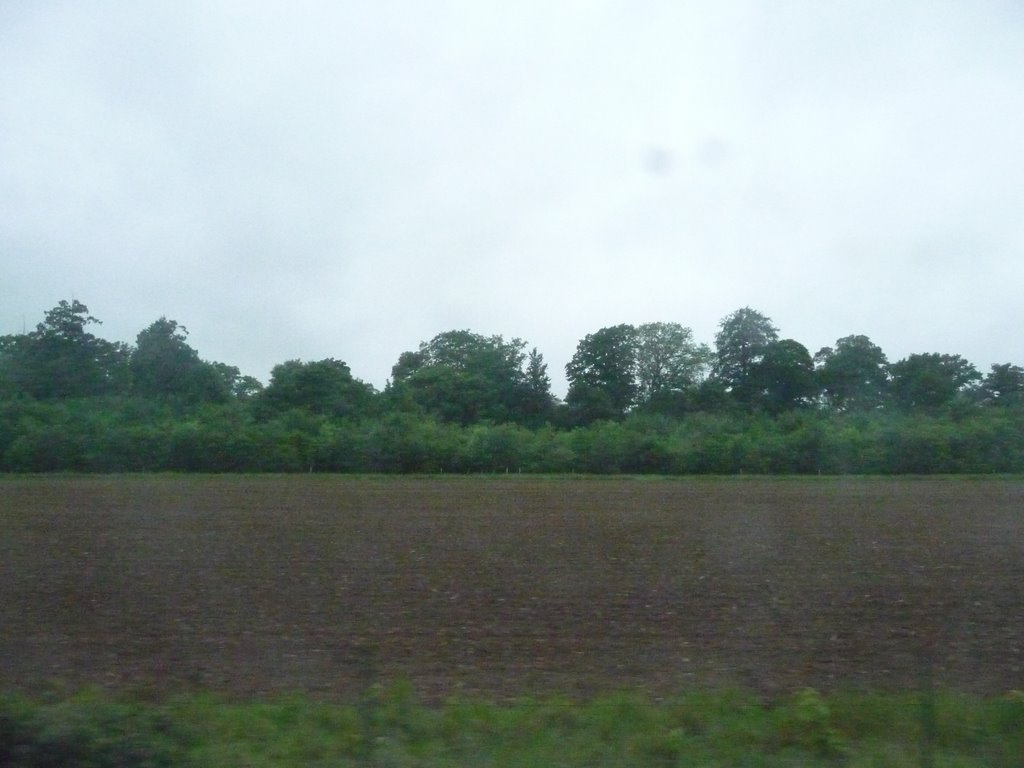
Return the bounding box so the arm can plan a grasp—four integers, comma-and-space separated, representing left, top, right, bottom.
0, 300, 130, 399
751, 339, 817, 413
979, 363, 1024, 406
388, 330, 551, 425
0, 336, 18, 399
566, 322, 712, 421
519, 347, 556, 425
565, 324, 639, 421
712, 307, 779, 404
259, 358, 375, 417
393, 364, 492, 424
6, 296, 1024, 475
390, 350, 427, 384
210, 362, 264, 400
560, 383, 621, 425
676, 378, 731, 414
130, 318, 232, 403
634, 322, 712, 404
888, 353, 981, 411
814, 335, 889, 411
398, 330, 526, 376
524, 347, 550, 393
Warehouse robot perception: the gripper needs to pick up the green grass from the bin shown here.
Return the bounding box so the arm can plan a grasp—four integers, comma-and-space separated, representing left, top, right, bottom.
2, 685, 1022, 767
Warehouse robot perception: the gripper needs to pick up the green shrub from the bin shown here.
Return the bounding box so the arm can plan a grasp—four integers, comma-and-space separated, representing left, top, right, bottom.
2, 687, 1022, 767
771, 687, 848, 758
0, 692, 190, 768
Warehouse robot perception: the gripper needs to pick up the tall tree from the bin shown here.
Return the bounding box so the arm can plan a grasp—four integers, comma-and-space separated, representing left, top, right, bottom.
0, 300, 129, 399
260, 358, 375, 417
394, 330, 528, 379
888, 353, 981, 411
751, 339, 817, 413
131, 317, 230, 403
814, 334, 889, 410
980, 363, 1024, 406
389, 330, 551, 425
634, 322, 712, 404
565, 324, 639, 421
520, 347, 556, 425
712, 307, 778, 404
210, 362, 264, 400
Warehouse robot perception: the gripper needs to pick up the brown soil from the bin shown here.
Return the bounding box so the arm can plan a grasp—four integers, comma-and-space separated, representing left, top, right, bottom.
1, 475, 1022, 701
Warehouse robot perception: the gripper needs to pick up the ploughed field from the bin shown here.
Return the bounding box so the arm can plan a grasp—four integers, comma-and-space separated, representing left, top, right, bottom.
2, 475, 1022, 701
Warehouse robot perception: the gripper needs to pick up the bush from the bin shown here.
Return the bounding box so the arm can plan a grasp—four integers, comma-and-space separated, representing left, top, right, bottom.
770, 687, 847, 757
0, 693, 190, 768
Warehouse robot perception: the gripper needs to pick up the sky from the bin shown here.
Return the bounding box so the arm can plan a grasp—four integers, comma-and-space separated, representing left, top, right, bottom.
2, 1, 1023, 398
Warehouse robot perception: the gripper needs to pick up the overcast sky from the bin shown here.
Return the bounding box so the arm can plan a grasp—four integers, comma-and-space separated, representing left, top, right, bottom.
2, 1, 1022, 397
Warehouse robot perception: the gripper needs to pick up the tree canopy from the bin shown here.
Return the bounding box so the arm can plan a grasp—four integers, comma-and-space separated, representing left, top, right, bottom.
565, 324, 639, 422
389, 330, 553, 425
980, 363, 1024, 406
888, 353, 981, 411
712, 307, 779, 405
751, 339, 816, 413
260, 358, 375, 418
2, 298, 1021, 474
131, 318, 232, 403
814, 335, 889, 411
0, 300, 129, 399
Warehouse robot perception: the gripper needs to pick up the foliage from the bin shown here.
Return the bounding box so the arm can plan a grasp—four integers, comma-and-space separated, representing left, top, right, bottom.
2, 687, 1021, 768
388, 330, 553, 425
130, 317, 231, 403
889, 352, 981, 411
257, 358, 375, 419
3, 299, 1024, 474
980, 363, 1024, 406
750, 338, 816, 413
815, 334, 890, 410
0, 691, 190, 768
565, 323, 639, 421
565, 322, 710, 424
521, 346, 557, 426
770, 687, 847, 757
634, 322, 713, 404
712, 306, 779, 404
3, 395, 1024, 473
0, 300, 130, 399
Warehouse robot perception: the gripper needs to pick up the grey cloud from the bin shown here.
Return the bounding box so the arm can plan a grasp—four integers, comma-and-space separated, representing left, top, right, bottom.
1, 2, 1022, 396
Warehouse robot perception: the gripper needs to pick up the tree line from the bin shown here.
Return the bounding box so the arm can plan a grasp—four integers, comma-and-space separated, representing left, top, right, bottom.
1, 298, 1022, 473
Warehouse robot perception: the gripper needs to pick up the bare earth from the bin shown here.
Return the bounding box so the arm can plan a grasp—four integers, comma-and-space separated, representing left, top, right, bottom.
1, 475, 1022, 701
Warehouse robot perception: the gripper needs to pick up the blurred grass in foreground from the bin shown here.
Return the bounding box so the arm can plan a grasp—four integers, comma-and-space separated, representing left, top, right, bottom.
1, 683, 1022, 767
